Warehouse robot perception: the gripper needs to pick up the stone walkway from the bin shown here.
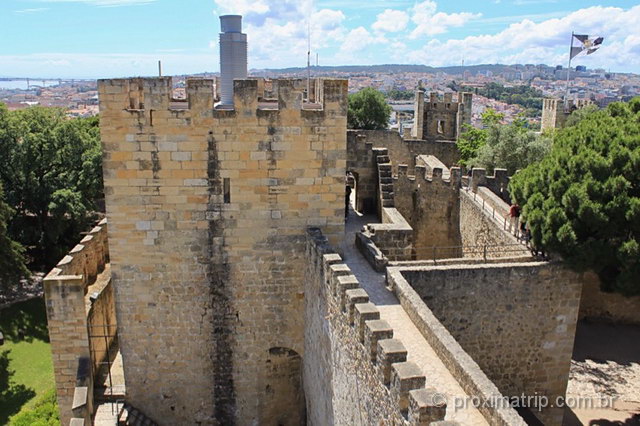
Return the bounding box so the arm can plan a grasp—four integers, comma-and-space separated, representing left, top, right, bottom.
340, 203, 489, 425
93, 349, 126, 425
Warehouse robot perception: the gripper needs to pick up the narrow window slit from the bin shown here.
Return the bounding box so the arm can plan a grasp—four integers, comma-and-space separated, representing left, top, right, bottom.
223, 178, 231, 203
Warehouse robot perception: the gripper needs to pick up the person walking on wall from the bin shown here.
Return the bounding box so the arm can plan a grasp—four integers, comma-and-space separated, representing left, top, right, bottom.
508, 203, 520, 235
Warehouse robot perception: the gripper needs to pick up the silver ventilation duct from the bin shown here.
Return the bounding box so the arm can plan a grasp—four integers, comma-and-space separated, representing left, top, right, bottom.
219, 15, 247, 106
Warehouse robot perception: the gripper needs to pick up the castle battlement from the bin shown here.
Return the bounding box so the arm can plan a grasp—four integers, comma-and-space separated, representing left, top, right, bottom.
98, 77, 345, 117
307, 229, 448, 424
394, 163, 461, 187
541, 97, 593, 130
424, 91, 472, 111
412, 91, 472, 141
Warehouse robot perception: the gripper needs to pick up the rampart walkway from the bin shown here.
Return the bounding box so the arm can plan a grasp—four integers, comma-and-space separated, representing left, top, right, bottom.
340, 205, 488, 425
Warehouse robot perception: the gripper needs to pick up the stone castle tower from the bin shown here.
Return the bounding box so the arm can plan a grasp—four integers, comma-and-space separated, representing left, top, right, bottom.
411, 91, 472, 141
541, 98, 592, 130
98, 76, 347, 424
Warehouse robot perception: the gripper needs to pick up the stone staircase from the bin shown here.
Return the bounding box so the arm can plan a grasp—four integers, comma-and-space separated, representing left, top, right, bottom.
117, 403, 159, 426
373, 148, 394, 209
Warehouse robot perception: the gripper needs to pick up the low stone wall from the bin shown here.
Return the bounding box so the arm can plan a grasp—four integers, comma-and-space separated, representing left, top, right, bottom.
43, 218, 110, 426
388, 267, 525, 426
392, 261, 583, 426
305, 229, 450, 425
460, 190, 523, 258
470, 168, 511, 204
579, 271, 640, 324
357, 208, 413, 271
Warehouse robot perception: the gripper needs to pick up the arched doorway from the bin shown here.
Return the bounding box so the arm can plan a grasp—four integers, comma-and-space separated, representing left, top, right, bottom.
262, 347, 306, 426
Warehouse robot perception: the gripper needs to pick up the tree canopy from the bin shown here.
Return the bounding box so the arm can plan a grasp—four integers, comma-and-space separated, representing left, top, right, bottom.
0, 183, 29, 291
347, 87, 392, 130
0, 104, 103, 269
456, 109, 551, 174
509, 98, 640, 296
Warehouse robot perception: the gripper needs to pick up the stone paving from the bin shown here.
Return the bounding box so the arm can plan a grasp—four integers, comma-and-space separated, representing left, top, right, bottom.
341, 203, 489, 425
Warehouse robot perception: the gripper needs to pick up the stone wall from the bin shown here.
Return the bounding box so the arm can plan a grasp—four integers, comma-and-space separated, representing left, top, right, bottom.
86, 276, 117, 375
99, 77, 346, 424
388, 267, 526, 426
346, 131, 377, 214
305, 229, 449, 426
541, 98, 592, 131
396, 262, 583, 426
393, 158, 462, 259
43, 218, 109, 426
470, 168, 511, 204
579, 271, 640, 324
460, 189, 521, 258
347, 129, 460, 169
362, 207, 413, 266
412, 92, 472, 143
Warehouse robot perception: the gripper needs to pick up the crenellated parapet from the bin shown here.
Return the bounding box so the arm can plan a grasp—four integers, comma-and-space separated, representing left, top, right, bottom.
469, 167, 511, 203
541, 97, 593, 130
45, 218, 109, 290
98, 77, 346, 119
394, 163, 462, 189
306, 228, 451, 425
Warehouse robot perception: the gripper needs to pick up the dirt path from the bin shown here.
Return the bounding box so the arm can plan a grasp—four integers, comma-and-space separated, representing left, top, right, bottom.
565, 321, 640, 425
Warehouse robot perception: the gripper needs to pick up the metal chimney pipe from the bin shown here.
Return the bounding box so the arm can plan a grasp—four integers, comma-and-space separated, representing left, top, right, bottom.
219, 15, 247, 106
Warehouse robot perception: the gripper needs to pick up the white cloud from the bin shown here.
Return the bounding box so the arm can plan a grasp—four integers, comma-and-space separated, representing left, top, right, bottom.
410, 1, 482, 38
15, 8, 50, 13
211, 0, 345, 68
340, 27, 384, 52
406, 5, 640, 70
372, 9, 409, 33
213, 0, 271, 16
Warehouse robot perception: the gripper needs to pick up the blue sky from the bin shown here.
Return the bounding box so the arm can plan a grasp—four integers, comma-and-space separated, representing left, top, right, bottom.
0, 0, 638, 78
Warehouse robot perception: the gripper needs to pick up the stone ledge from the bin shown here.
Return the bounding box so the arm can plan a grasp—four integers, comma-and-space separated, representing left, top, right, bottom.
364, 319, 393, 362
409, 387, 447, 424
391, 361, 426, 413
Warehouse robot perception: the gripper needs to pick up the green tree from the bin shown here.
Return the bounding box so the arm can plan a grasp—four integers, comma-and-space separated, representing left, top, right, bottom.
456, 109, 503, 167
564, 103, 599, 127
0, 183, 29, 291
471, 116, 552, 174
347, 87, 392, 130
509, 98, 640, 295
0, 105, 103, 268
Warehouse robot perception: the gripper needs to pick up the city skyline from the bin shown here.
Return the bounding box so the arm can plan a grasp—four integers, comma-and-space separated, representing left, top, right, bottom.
0, 0, 638, 78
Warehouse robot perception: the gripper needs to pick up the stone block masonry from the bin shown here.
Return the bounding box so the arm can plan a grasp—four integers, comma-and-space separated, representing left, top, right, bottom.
393, 158, 463, 259
43, 218, 109, 426
98, 77, 346, 424
396, 262, 583, 426
304, 229, 449, 425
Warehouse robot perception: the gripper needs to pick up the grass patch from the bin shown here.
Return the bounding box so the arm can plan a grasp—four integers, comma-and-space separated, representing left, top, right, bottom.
0, 298, 54, 424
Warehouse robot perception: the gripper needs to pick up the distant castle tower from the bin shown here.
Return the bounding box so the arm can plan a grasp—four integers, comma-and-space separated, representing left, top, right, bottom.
541, 98, 592, 131
219, 15, 247, 106
411, 91, 472, 141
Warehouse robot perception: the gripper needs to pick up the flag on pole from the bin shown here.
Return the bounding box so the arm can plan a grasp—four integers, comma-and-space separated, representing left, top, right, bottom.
571, 34, 604, 59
